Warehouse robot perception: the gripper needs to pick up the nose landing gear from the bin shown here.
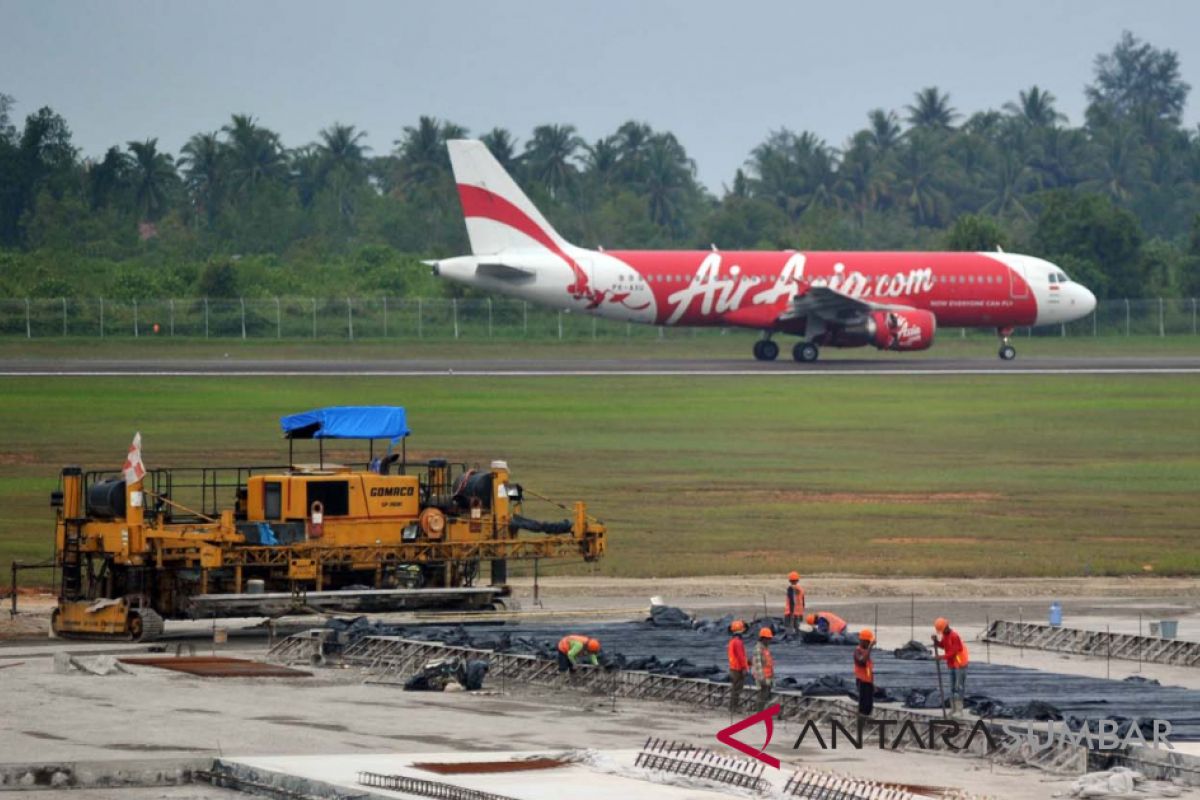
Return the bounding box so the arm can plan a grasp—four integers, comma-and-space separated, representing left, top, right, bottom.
997, 327, 1017, 360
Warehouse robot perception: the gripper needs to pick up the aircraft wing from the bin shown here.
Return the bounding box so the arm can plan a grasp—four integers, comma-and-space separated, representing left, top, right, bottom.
778, 286, 916, 325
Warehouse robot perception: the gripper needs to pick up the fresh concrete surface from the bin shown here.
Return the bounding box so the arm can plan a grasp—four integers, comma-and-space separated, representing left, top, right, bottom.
14, 789, 242, 799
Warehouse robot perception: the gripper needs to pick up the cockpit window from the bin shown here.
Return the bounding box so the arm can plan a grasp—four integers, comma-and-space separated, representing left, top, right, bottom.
1058, 272, 1070, 282
1048, 273, 1058, 285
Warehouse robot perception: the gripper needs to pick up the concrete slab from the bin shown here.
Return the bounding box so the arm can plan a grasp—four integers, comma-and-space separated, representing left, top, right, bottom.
225, 751, 744, 799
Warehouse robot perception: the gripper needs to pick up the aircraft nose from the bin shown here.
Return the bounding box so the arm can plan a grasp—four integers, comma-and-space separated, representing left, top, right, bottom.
1078, 285, 1096, 315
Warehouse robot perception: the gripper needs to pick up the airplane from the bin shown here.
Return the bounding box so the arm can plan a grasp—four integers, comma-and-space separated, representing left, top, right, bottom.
430, 139, 1096, 362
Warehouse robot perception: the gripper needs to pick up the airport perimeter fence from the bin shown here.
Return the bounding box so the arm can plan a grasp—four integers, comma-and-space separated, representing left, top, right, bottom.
0, 296, 1197, 340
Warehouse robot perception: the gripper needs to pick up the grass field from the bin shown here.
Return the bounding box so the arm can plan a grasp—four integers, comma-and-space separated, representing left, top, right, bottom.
1, 371, 1197, 582
2, 333, 1200, 362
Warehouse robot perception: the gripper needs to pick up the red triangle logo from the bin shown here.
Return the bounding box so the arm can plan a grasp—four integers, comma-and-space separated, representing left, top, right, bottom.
715, 703, 781, 768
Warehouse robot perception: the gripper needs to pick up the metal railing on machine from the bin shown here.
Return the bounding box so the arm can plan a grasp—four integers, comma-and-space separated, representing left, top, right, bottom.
1, 296, 1197, 340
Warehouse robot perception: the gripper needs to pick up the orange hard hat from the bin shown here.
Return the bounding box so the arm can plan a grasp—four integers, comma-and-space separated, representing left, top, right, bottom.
934, 617, 948, 632
805, 613, 817, 625
729, 619, 746, 634
759, 628, 774, 640
788, 571, 800, 582
859, 628, 875, 642
586, 638, 601, 653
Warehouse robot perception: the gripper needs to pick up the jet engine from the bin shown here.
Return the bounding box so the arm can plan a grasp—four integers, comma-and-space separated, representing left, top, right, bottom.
824, 309, 937, 351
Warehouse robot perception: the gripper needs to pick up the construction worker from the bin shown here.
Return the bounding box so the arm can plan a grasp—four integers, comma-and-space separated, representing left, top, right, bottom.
805, 611, 848, 635
751, 628, 775, 711
784, 571, 805, 633
932, 617, 969, 713
557, 634, 601, 673
854, 628, 875, 718
726, 619, 749, 715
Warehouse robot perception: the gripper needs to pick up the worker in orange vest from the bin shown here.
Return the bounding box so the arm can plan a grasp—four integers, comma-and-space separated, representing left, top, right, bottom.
784, 571, 805, 633
854, 628, 875, 718
805, 611, 848, 636
726, 619, 749, 715
557, 634, 600, 673
751, 628, 775, 711
932, 617, 969, 713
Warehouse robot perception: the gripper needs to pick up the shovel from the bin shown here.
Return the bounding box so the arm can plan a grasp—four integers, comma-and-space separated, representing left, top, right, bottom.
931, 640, 948, 718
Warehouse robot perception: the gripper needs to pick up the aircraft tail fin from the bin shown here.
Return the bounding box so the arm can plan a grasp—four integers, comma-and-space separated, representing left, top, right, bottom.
447, 139, 570, 256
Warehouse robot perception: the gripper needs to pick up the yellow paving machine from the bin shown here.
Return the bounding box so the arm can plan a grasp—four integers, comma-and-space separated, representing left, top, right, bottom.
46, 406, 606, 640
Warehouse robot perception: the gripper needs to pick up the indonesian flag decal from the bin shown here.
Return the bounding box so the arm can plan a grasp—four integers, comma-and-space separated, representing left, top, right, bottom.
123, 432, 146, 485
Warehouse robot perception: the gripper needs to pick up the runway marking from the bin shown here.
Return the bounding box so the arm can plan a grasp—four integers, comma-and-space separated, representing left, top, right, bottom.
4, 368, 1200, 377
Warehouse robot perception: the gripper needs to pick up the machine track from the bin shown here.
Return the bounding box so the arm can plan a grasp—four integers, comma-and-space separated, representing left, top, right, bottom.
130, 608, 164, 642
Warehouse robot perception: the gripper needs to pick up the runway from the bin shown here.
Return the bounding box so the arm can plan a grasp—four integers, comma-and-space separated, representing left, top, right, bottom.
4, 356, 1200, 376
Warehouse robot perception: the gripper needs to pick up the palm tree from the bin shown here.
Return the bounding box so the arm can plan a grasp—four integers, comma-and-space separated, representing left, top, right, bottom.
317, 123, 369, 176
126, 138, 177, 222
746, 129, 835, 219
905, 87, 959, 131
522, 124, 583, 198
221, 114, 286, 198
866, 109, 903, 152
1003, 86, 1067, 128
837, 131, 894, 224
290, 145, 323, 209
1082, 123, 1150, 202
641, 133, 696, 230
614, 120, 653, 182
1028, 127, 1090, 189
392, 116, 466, 195
316, 123, 370, 217
892, 130, 955, 225
581, 135, 621, 189
479, 127, 519, 173
178, 132, 224, 225
981, 149, 1035, 219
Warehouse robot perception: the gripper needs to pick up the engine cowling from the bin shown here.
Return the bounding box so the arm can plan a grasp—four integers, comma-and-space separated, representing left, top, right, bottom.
870, 309, 936, 351
823, 309, 937, 351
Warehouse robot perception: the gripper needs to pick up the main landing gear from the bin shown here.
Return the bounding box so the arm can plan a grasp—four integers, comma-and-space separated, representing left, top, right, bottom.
753, 339, 780, 361
793, 341, 820, 363
997, 327, 1017, 361
753, 337, 820, 363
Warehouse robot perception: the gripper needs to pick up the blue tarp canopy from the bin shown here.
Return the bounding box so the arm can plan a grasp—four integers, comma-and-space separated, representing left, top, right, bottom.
280, 406, 410, 444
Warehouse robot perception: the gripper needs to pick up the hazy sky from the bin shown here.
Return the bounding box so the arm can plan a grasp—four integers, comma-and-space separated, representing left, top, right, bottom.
3, 1, 1199, 192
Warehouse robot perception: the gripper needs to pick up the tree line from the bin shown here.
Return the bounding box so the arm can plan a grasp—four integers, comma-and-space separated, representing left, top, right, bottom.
1, 30, 1198, 303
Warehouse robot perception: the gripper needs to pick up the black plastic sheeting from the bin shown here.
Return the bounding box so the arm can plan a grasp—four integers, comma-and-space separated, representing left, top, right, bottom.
325, 608, 1200, 739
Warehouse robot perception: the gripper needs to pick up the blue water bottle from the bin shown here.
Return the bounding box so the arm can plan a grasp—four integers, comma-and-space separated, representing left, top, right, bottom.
1049, 601, 1062, 627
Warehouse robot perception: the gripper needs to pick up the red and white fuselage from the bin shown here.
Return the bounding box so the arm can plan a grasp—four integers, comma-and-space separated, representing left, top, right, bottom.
434, 140, 1096, 361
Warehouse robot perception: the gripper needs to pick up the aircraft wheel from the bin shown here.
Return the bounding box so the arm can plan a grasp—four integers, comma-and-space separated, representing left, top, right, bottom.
753, 340, 779, 361
999, 344, 1016, 361
794, 342, 820, 363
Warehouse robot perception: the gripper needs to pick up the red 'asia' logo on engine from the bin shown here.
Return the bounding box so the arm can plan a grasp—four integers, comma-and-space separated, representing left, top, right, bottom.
715, 703, 781, 768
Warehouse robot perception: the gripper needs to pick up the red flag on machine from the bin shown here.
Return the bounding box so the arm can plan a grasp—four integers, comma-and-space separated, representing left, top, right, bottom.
123, 432, 146, 484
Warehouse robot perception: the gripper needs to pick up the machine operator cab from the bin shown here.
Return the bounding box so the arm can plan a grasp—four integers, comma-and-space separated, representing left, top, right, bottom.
248, 406, 520, 549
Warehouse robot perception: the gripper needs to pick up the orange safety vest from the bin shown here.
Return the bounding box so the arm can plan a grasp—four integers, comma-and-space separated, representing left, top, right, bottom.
817, 611, 848, 634
727, 636, 748, 672
558, 634, 589, 654
853, 645, 874, 683
784, 584, 805, 616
